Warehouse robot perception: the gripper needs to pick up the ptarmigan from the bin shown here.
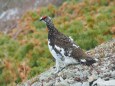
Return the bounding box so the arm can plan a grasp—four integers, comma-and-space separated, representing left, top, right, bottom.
40, 16, 96, 73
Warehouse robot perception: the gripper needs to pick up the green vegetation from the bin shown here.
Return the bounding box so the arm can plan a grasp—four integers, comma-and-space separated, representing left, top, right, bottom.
0, 0, 115, 85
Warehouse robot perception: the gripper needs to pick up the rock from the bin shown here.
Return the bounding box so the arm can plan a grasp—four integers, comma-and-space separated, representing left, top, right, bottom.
32, 82, 42, 86
70, 82, 82, 86
19, 39, 115, 86
111, 71, 115, 78
55, 79, 69, 86
82, 82, 89, 86
92, 78, 115, 86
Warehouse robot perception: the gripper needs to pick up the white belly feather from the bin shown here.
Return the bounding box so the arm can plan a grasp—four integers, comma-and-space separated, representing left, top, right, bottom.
48, 40, 62, 60
48, 40, 78, 65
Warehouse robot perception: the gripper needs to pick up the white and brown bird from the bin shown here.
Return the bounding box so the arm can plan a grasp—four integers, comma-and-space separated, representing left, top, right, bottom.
40, 16, 97, 73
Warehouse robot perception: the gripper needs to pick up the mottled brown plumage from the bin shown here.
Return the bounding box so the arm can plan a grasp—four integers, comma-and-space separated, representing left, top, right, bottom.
49, 29, 86, 59
40, 16, 96, 72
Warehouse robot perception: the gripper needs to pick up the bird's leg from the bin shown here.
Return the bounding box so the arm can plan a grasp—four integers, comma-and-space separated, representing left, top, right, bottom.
53, 62, 67, 73
59, 63, 68, 71
59, 61, 73, 71
54, 59, 61, 73
58, 61, 79, 73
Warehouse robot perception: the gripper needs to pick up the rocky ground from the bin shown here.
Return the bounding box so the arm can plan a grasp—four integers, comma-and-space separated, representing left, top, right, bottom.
19, 39, 115, 86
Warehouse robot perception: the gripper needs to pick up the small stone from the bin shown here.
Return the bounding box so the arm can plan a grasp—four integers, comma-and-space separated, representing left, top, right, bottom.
55, 79, 69, 86
74, 77, 82, 82
31, 82, 42, 86
111, 71, 115, 78
88, 75, 97, 82
82, 82, 89, 86
43, 81, 54, 86
94, 78, 115, 86
70, 82, 82, 86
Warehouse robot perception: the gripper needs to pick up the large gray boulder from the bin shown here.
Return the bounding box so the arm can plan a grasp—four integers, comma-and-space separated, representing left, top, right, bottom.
19, 39, 115, 86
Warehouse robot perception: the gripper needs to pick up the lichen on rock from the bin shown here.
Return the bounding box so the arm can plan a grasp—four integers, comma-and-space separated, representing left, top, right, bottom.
19, 39, 115, 86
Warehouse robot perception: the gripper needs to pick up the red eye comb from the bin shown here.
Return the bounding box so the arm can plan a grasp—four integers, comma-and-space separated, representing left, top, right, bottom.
42, 16, 47, 19
40, 16, 48, 21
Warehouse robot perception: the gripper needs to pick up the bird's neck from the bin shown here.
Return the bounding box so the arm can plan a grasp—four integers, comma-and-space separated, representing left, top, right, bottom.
46, 23, 59, 39
46, 22, 56, 31
46, 23, 58, 33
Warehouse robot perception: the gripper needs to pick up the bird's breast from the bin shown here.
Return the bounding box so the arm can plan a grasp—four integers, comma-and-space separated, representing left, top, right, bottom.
48, 40, 62, 60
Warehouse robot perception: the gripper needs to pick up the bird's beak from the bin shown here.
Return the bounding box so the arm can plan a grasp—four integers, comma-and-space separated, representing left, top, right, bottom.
39, 17, 43, 21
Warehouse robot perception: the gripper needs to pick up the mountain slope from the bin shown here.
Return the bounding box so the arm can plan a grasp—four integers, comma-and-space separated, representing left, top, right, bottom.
20, 39, 115, 86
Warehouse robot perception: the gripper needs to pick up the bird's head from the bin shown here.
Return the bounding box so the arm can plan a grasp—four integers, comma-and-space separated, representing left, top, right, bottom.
40, 16, 52, 24
40, 16, 56, 31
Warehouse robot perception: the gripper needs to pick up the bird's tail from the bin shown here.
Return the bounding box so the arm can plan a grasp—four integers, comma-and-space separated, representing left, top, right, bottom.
80, 57, 98, 66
